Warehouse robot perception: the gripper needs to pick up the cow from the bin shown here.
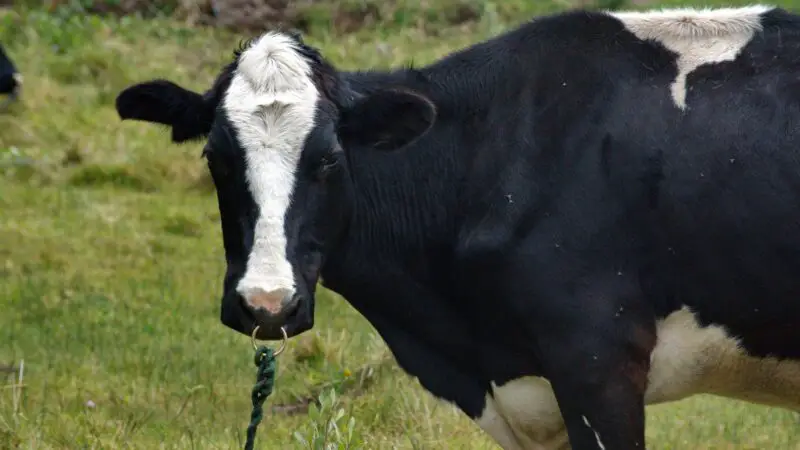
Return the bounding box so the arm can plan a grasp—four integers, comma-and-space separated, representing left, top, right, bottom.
0, 42, 20, 109
114, 5, 800, 449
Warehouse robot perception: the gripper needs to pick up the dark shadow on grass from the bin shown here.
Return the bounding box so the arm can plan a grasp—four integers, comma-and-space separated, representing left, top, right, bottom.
162, 214, 203, 237
67, 164, 157, 192
271, 358, 395, 416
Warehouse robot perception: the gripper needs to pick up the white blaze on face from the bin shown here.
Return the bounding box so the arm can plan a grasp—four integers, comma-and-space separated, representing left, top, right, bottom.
610, 5, 771, 109
222, 32, 319, 313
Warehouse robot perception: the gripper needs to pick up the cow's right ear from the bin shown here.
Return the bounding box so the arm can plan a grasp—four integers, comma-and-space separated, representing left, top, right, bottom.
338, 88, 436, 152
115, 80, 214, 143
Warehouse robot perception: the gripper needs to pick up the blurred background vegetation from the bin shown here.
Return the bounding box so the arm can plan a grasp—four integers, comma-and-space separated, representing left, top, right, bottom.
20, 0, 632, 33
2, 0, 800, 449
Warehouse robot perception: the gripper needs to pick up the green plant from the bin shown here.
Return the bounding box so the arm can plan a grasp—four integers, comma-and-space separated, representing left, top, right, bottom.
292, 389, 364, 450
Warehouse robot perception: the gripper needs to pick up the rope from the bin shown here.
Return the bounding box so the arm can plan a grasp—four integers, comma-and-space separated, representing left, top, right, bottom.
244, 345, 277, 450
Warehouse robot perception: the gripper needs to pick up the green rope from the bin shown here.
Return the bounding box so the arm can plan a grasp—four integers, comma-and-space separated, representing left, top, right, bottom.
244, 345, 276, 450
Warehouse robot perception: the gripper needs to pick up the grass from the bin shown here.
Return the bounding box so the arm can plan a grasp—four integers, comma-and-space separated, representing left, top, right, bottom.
2, 1, 800, 448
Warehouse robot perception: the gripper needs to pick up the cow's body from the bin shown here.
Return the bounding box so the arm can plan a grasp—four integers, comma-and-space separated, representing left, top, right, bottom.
0, 42, 20, 108
116, 5, 800, 449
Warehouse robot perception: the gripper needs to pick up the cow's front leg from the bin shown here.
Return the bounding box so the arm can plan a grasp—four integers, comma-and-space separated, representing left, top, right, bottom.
536, 294, 656, 449
551, 372, 645, 449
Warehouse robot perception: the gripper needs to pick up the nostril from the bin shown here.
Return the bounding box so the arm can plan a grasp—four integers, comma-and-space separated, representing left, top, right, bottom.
241, 287, 293, 315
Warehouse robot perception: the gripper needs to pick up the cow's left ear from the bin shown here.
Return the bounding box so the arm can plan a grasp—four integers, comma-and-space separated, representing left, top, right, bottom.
339, 88, 436, 152
116, 79, 214, 143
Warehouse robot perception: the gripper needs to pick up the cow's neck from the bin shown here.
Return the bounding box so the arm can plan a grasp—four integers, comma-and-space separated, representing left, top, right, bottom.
320, 94, 469, 336
317, 55, 542, 399
337, 128, 459, 282
317, 95, 542, 400
317, 155, 492, 409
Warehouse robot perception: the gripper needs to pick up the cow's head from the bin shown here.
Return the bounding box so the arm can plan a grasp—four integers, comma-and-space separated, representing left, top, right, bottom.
0, 43, 21, 109
115, 32, 436, 340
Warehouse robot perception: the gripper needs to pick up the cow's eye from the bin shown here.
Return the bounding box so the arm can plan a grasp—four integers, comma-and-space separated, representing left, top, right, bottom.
316, 153, 339, 180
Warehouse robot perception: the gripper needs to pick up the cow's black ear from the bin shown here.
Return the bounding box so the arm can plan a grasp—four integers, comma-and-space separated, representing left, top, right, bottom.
339, 88, 436, 152
115, 80, 214, 143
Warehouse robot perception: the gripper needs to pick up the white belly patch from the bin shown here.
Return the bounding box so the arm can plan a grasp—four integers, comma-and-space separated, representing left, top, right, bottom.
476, 307, 800, 449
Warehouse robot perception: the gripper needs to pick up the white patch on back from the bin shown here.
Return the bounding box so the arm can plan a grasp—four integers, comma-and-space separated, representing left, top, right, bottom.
222, 32, 319, 304
476, 306, 800, 449
609, 5, 772, 108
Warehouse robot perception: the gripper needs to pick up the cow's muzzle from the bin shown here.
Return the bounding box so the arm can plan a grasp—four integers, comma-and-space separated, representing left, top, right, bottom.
221, 287, 314, 341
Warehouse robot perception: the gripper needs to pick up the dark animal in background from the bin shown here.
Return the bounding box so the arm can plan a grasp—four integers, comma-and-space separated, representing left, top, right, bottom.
115, 5, 800, 450
0, 42, 20, 110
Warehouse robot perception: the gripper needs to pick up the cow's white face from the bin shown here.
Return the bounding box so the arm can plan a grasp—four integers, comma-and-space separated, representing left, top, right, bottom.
221, 33, 319, 319
115, 31, 438, 340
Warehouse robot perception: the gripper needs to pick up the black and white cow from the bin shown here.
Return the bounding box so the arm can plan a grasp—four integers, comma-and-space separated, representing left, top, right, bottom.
0, 42, 20, 109
115, 5, 800, 449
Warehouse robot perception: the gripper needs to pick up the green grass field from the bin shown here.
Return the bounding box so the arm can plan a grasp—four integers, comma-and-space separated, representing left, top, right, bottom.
2, 1, 800, 448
